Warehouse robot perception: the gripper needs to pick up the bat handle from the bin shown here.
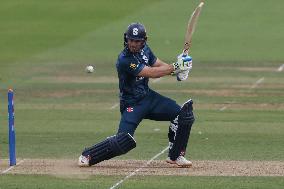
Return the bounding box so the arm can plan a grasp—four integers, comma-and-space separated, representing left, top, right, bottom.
183, 42, 191, 56
182, 50, 189, 56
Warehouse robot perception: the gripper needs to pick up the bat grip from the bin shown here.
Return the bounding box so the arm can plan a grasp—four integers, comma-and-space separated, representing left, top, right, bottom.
182, 50, 189, 56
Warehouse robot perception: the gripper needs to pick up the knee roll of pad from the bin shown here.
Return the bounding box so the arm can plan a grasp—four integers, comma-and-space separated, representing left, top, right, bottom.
82, 132, 136, 166
179, 99, 195, 125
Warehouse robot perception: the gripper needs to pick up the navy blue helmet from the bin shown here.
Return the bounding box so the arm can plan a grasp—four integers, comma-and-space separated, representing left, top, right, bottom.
124, 23, 147, 47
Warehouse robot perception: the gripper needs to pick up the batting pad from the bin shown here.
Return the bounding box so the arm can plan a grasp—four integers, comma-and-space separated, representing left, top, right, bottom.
82, 132, 136, 166
169, 99, 195, 160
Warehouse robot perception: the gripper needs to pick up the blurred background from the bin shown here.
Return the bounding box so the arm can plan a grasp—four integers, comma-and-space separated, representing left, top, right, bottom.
0, 0, 283, 188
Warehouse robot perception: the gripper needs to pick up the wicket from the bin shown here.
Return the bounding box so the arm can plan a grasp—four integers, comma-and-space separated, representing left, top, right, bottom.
8, 89, 16, 166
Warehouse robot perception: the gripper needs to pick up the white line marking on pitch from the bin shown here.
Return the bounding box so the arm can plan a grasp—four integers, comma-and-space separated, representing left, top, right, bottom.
250, 77, 264, 89
109, 146, 169, 189
277, 64, 284, 72
219, 106, 227, 111
1, 159, 25, 174
219, 75, 266, 110
110, 103, 119, 110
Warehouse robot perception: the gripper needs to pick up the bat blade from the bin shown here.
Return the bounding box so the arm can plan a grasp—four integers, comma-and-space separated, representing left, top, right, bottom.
183, 1, 204, 55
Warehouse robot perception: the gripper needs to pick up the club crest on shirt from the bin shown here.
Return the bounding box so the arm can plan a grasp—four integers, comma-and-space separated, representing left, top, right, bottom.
127, 107, 133, 112
130, 63, 137, 69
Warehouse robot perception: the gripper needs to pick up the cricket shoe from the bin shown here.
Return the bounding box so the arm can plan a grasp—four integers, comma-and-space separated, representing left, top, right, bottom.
78, 155, 90, 167
166, 156, 192, 168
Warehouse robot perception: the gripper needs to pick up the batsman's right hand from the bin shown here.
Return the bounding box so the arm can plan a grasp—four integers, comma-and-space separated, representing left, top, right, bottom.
172, 54, 192, 74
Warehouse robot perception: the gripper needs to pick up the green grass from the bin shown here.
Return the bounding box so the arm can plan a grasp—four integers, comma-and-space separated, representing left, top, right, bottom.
0, 175, 119, 189
0, 175, 283, 189
0, 0, 161, 63
0, 0, 284, 188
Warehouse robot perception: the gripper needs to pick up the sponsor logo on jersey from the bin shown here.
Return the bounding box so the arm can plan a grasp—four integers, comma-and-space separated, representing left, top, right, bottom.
140, 50, 149, 64
130, 63, 137, 69
142, 55, 149, 64
136, 76, 144, 81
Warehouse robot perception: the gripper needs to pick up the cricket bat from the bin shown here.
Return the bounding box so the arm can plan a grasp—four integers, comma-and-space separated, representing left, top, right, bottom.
183, 1, 205, 55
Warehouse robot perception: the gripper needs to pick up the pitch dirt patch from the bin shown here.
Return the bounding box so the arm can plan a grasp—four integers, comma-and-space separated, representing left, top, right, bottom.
1, 159, 284, 177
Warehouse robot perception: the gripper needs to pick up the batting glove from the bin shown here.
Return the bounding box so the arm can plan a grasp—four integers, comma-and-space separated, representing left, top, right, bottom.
177, 69, 190, 81
172, 54, 192, 74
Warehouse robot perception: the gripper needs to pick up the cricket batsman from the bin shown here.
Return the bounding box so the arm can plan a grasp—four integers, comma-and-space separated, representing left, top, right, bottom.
79, 23, 195, 167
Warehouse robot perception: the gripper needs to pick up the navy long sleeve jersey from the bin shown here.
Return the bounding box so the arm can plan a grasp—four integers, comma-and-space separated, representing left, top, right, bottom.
116, 44, 157, 105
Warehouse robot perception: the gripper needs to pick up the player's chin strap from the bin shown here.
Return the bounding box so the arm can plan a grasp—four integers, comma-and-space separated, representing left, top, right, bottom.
168, 99, 195, 160
82, 132, 136, 166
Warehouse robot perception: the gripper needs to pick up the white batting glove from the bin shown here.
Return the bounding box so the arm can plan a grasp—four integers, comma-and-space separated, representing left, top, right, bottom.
172, 54, 192, 74
177, 69, 190, 81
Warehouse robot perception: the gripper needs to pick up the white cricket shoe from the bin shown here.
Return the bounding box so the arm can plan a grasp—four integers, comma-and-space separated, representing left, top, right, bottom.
166, 156, 192, 167
78, 155, 90, 167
